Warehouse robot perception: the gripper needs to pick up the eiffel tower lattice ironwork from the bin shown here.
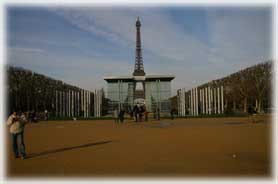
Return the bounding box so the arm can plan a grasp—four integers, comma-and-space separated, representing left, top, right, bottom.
133, 17, 145, 76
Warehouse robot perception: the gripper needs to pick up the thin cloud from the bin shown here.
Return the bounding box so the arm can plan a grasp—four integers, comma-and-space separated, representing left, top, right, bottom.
51, 7, 211, 62
9, 47, 45, 53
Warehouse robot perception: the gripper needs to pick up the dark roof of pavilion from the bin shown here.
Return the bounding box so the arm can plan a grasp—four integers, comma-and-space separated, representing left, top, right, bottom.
103, 75, 175, 82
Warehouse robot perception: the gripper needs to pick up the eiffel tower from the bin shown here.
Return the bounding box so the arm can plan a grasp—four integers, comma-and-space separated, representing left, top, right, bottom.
132, 17, 146, 101
133, 17, 145, 76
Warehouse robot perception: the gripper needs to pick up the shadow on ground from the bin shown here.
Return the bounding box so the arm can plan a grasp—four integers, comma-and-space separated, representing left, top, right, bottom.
26, 140, 112, 159
224, 122, 245, 125
144, 122, 174, 128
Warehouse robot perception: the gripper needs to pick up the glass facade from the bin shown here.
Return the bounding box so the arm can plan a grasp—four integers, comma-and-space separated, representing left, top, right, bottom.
106, 79, 171, 113
145, 80, 171, 112
107, 80, 134, 111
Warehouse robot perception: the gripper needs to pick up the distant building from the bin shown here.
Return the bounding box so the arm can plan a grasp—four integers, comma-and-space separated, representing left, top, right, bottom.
104, 17, 175, 113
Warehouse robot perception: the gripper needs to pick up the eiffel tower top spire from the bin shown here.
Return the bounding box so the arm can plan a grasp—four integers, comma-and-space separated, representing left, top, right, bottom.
133, 17, 145, 76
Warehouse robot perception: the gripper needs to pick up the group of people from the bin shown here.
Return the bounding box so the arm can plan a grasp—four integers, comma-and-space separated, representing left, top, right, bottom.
24, 109, 49, 123
113, 105, 178, 123
113, 109, 126, 123
28, 111, 38, 123
132, 104, 149, 122
113, 104, 150, 123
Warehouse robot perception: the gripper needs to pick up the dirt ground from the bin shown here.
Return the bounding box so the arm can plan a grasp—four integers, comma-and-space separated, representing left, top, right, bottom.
5, 115, 272, 179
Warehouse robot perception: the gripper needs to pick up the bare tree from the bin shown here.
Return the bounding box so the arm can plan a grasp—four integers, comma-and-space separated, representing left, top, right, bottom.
249, 62, 272, 112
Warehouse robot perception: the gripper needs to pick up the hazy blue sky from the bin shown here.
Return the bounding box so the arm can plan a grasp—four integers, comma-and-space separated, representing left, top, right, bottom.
7, 6, 272, 94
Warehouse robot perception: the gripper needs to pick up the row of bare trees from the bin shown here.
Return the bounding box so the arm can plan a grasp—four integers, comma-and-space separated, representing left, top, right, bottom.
5, 65, 92, 116
199, 61, 272, 114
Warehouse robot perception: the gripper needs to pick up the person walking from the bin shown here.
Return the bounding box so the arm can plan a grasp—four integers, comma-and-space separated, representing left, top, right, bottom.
119, 109, 125, 123
157, 108, 160, 120
44, 109, 48, 121
144, 110, 149, 122
129, 109, 134, 120
133, 105, 139, 122
30, 110, 37, 123
170, 108, 175, 120
6, 111, 28, 159
248, 106, 258, 123
113, 108, 119, 123
139, 107, 143, 122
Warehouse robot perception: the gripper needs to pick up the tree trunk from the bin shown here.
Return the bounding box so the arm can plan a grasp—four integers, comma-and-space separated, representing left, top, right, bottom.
243, 97, 247, 113
258, 98, 261, 113
27, 95, 30, 111
43, 99, 46, 111
15, 93, 18, 111
233, 100, 236, 112
35, 98, 38, 112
